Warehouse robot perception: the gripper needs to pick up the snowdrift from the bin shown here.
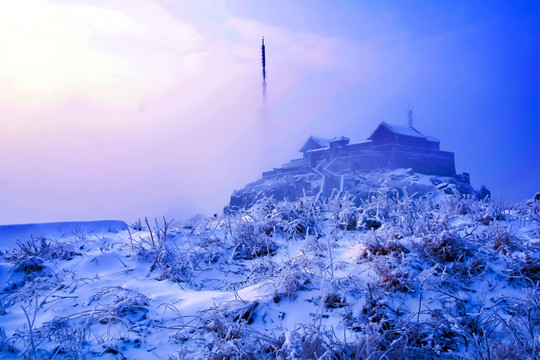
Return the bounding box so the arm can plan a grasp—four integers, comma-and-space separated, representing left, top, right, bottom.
0, 220, 127, 250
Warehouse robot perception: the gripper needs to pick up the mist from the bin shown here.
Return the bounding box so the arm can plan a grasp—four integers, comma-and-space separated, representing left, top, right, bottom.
0, 0, 537, 224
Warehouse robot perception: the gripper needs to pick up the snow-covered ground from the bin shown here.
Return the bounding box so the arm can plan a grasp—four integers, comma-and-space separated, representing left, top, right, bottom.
0, 189, 538, 359
0, 221, 127, 250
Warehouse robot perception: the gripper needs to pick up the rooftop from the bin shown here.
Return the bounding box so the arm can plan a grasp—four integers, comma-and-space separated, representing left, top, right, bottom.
374, 122, 439, 142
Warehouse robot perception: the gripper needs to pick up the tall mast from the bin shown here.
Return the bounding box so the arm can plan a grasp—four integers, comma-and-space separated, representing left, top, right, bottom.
261, 36, 267, 107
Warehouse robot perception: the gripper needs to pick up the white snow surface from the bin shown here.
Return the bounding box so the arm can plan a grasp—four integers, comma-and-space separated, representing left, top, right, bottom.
0, 220, 127, 250
0, 190, 539, 359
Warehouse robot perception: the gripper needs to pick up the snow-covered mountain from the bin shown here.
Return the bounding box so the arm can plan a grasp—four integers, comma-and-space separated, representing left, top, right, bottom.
0, 187, 538, 359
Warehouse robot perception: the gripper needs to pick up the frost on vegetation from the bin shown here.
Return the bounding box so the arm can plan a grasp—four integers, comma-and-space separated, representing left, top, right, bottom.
1, 190, 540, 359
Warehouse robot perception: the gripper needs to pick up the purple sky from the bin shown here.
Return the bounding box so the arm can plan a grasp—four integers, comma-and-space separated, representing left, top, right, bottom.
0, 0, 538, 224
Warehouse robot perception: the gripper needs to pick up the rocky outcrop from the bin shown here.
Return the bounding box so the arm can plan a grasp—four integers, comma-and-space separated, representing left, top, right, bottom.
229, 168, 480, 211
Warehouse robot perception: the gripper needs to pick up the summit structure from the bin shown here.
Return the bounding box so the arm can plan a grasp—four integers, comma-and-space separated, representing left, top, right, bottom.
263, 121, 465, 181
229, 117, 478, 210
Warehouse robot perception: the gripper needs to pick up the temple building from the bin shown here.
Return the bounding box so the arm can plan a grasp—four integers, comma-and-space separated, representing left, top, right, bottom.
263, 121, 468, 183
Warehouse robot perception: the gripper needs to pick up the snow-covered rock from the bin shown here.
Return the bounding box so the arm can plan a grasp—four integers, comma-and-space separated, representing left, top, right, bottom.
230, 168, 478, 211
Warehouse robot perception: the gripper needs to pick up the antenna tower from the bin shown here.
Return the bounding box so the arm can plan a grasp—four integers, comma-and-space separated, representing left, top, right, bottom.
261, 36, 267, 107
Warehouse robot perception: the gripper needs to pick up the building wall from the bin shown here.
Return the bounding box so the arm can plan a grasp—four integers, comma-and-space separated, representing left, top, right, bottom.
396, 136, 439, 150
325, 148, 455, 177
270, 131, 457, 180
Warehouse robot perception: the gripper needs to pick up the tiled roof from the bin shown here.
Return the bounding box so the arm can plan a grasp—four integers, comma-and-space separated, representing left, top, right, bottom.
372, 122, 439, 142
299, 136, 331, 152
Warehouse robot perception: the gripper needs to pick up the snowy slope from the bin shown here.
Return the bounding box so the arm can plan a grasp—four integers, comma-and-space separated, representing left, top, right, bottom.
0, 191, 538, 359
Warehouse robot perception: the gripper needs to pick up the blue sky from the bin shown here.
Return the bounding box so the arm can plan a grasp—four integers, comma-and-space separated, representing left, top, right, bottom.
0, 0, 537, 223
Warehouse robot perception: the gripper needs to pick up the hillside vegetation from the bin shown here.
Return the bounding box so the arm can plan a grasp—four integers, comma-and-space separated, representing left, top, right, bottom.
0, 187, 539, 359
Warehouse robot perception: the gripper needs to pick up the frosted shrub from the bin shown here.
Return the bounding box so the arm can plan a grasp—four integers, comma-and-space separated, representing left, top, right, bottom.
201, 302, 264, 360
323, 293, 347, 309
402, 312, 460, 355
356, 187, 429, 234
232, 216, 278, 260
492, 227, 513, 253
356, 233, 409, 261
509, 252, 540, 283
441, 186, 474, 215
273, 270, 309, 302
358, 188, 400, 223
504, 287, 540, 359
157, 251, 196, 283
8, 256, 55, 290
523, 192, 540, 222
227, 197, 283, 259
348, 295, 462, 358
13, 256, 46, 275
448, 254, 487, 279
9, 236, 81, 263
414, 230, 471, 264
359, 218, 382, 231
374, 257, 414, 293
276, 196, 325, 237
247, 256, 278, 283
89, 286, 150, 324
301, 234, 327, 255
13, 237, 51, 258
326, 192, 359, 231
230, 197, 282, 240
130, 218, 145, 231
0, 327, 16, 356
38, 316, 91, 359
277, 325, 350, 360
475, 198, 506, 225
